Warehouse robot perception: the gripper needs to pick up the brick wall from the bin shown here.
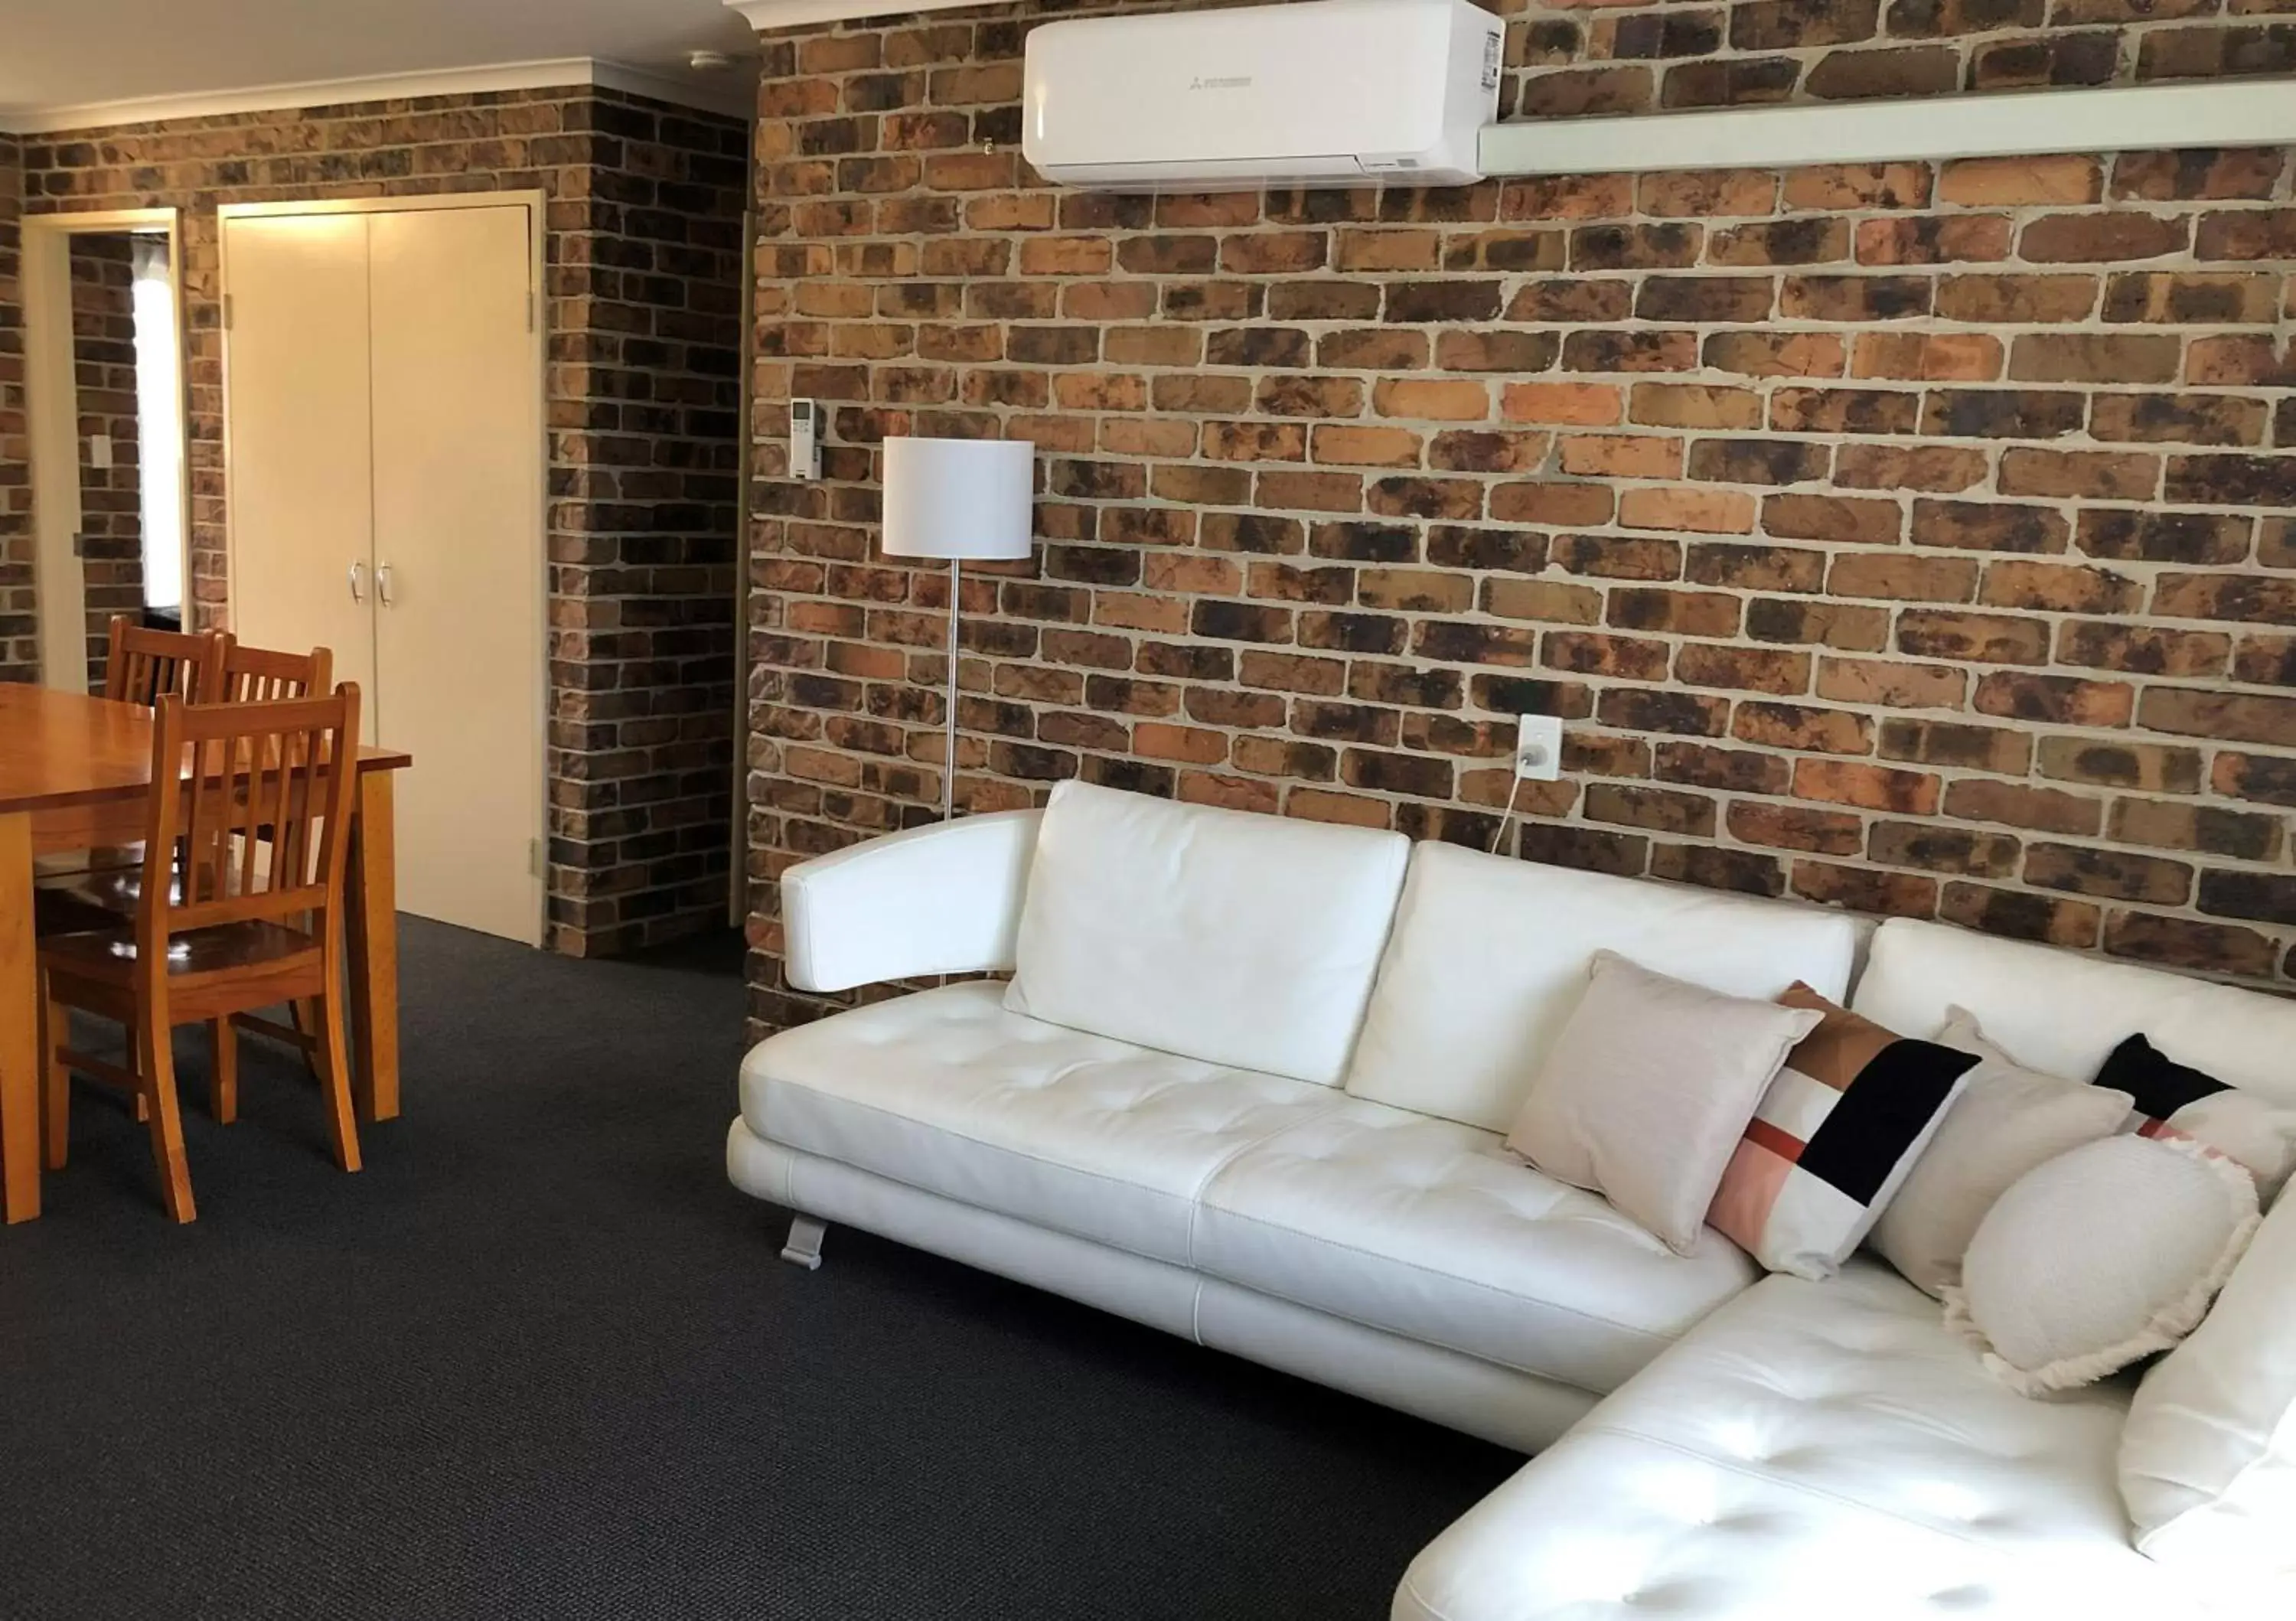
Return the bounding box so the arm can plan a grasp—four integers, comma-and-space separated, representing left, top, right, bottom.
743, 0, 2296, 1032
10, 87, 749, 954
0, 135, 30, 684
67, 234, 142, 690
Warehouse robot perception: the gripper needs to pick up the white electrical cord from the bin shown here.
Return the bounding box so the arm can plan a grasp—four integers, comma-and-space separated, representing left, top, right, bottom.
1486, 792, 1518, 859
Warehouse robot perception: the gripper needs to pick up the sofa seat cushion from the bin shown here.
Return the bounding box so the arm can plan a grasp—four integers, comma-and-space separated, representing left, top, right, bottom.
1396, 1261, 2195, 1621
1195, 1099, 1760, 1397
741, 982, 1341, 1265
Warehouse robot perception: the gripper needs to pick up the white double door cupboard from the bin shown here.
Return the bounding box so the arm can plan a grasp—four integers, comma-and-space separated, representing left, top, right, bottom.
221, 199, 545, 946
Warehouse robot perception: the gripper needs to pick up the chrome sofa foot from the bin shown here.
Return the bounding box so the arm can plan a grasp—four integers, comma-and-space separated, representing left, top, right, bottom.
780, 1213, 827, 1270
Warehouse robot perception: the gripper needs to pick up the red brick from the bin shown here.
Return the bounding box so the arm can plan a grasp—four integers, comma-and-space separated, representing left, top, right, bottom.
1676, 643, 1812, 694
1870, 822, 2021, 879
2105, 913, 2276, 979
1973, 671, 2135, 726
1896, 610, 2052, 665
1618, 488, 1757, 534
1730, 801, 1865, 855
1851, 332, 2002, 381
1815, 657, 1968, 709
1826, 553, 1979, 602
1371, 378, 1492, 422
1629, 383, 1765, 429
1940, 882, 2101, 947
1998, 448, 2161, 501
1794, 758, 1941, 814
1502, 382, 1623, 426
1559, 434, 1684, 479
1944, 779, 2104, 836
1733, 702, 1877, 755
1938, 155, 2100, 205
1790, 861, 1939, 918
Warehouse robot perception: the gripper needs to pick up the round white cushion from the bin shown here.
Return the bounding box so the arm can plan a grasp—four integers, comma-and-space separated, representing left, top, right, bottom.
1943, 1135, 2260, 1395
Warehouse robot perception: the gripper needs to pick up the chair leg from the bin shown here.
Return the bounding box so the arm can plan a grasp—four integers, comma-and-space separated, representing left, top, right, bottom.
126, 1014, 148, 1124
288, 998, 322, 1081
40, 974, 69, 1173
208, 1019, 238, 1124
781, 1214, 828, 1270
310, 988, 362, 1175
139, 1016, 195, 1224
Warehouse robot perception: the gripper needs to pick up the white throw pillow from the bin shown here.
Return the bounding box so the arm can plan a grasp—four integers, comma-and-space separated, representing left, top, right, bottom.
1869, 1007, 2137, 1299
1506, 951, 1823, 1257
1944, 1135, 2261, 1395
2122, 1187, 2296, 1577
1003, 781, 1409, 1086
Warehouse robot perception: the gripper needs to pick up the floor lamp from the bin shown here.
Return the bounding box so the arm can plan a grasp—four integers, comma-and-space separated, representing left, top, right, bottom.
879, 436, 1035, 820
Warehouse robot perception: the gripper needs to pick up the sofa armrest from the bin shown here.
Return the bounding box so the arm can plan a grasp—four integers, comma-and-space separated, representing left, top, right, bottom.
781, 809, 1042, 993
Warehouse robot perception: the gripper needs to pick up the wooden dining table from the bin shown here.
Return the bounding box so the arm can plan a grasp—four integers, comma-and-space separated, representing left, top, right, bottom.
0, 684, 411, 1223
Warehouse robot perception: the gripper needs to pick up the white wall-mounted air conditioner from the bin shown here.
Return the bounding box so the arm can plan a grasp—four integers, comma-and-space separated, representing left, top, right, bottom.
1022, 0, 1504, 192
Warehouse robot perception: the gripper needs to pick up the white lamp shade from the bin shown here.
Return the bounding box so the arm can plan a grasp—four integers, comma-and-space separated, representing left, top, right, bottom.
880, 436, 1035, 561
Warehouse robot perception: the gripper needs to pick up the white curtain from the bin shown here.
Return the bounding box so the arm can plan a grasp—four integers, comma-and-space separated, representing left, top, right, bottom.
130, 235, 184, 612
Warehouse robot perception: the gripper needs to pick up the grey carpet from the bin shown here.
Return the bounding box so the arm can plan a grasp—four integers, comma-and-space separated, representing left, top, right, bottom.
1, 918, 1517, 1620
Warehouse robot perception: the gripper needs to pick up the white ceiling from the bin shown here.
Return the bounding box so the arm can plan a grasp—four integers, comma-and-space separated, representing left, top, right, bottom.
0, 0, 762, 128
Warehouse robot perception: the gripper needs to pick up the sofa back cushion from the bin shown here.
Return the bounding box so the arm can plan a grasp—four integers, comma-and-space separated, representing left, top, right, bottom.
1852, 918, 2296, 1108
1344, 844, 1860, 1132
2121, 1186, 2296, 1579
1003, 781, 1410, 1086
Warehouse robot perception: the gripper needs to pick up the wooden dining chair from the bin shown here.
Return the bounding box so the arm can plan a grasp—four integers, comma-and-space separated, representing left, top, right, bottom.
40, 641, 342, 1116
36, 685, 366, 1221
105, 615, 229, 706
217, 642, 331, 705
211, 643, 339, 1096
34, 617, 233, 902
38, 641, 330, 916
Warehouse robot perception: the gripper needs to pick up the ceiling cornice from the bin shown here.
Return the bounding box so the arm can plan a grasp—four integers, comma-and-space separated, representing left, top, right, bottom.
0, 55, 755, 136
725, 0, 1000, 33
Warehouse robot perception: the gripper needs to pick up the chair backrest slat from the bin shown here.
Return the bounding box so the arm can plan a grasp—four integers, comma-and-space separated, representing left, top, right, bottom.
141, 686, 364, 940
106, 615, 228, 706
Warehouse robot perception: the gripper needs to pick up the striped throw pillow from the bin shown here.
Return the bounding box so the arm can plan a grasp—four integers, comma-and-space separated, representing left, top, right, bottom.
2095, 1034, 2296, 1202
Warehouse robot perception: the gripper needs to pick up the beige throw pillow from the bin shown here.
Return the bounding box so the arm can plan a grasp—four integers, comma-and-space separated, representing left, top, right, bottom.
1869, 1006, 2137, 1299
1507, 951, 1823, 1256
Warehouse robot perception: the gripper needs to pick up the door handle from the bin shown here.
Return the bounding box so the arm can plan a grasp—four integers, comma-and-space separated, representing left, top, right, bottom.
377, 563, 395, 608
348, 561, 366, 602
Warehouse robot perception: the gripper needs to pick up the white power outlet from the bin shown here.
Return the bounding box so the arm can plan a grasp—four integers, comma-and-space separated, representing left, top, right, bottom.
1515, 713, 1563, 781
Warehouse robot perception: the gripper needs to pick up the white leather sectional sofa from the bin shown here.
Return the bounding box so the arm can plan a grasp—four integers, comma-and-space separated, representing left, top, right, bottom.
729, 781, 2294, 1619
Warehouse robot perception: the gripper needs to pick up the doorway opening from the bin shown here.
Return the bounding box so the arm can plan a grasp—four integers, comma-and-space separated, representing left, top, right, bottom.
21, 209, 188, 693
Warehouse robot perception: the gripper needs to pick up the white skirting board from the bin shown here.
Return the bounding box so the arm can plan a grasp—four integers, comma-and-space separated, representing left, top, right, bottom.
1477, 79, 2296, 177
